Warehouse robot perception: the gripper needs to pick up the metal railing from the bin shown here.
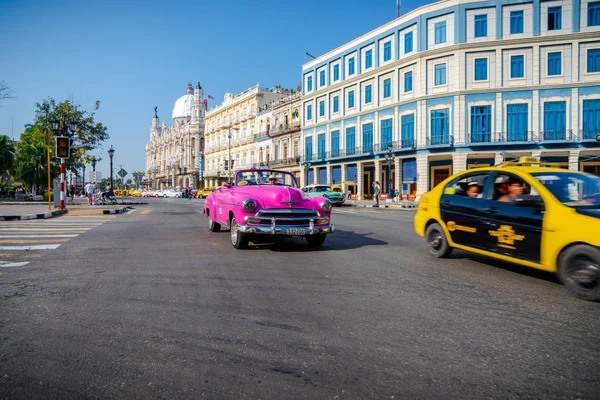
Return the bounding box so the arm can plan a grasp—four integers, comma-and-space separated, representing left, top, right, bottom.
539, 129, 575, 141
579, 129, 600, 141
427, 135, 454, 146
270, 156, 301, 167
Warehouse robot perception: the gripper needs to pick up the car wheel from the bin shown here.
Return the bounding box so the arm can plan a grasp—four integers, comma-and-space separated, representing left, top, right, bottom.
208, 213, 221, 232
425, 223, 452, 258
558, 245, 600, 301
230, 216, 248, 249
306, 235, 326, 248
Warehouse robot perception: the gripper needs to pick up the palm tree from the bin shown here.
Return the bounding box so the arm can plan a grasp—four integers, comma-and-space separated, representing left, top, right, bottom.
0, 135, 15, 190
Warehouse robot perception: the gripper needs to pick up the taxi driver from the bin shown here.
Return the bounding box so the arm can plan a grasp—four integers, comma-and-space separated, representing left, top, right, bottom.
498, 180, 524, 202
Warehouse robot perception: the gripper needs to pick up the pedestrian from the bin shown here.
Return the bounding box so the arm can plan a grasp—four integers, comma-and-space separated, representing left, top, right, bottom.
70, 185, 75, 200
347, 188, 352, 200
373, 180, 381, 207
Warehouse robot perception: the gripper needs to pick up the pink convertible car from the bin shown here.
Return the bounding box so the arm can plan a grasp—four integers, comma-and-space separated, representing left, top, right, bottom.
203, 169, 335, 249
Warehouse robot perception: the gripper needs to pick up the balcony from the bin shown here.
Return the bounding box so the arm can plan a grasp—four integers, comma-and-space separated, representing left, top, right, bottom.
270, 156, 301, 167
579, 129, 600, 142
254, 130, 270, 140
539, 129, 576, 142
268, 122, 302, 137
427, 135, 454, 147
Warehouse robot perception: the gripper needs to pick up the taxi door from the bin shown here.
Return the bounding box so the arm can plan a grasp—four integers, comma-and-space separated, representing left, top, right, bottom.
480, 172, 544, 263
439, 172, 492, 252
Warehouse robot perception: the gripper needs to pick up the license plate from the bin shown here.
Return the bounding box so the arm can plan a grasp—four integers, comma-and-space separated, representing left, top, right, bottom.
283, 228, 307, 236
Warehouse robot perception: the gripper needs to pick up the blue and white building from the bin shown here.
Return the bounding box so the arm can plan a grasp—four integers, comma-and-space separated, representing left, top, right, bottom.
300, 0, 600, 200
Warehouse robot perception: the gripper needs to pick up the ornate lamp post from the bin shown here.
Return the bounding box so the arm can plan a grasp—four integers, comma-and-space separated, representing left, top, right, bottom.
302, 160, 312, 186
82, 162, 86, 186
91, 156, 97, 183
34, 152, 41, 195
384, 144, 394, 201
108, 145, 115, 191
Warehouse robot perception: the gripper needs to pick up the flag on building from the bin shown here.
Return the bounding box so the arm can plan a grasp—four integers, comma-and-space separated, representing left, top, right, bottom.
208, 95, 214, 99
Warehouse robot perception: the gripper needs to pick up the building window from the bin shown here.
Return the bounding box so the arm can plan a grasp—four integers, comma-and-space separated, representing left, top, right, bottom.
401, 114, 415, 148
548, 52, 562, 76
434, 64, 447, 85
346, 127, 356, 155
331, 130, 340, 157
307, 105, 312, 120
333, 64, 340, 81
383, 41, 392, 62
348, 57, 355, 75
589, 1, 600, 26
510, 10, 524, 34
430, 109, 450, 145
319, 101, 325, 117
383, 79, 391, 99
507, 103, 529, 141
405, 31, 413, 53
380, 119, 393, 148
333, 96, 339, 113
362, 123, 373, 153
510, 55, 524, 78
305, 137, 313, 161
404, 71, 413, 92
317, 133, 326, 159
365, 49, 373, 69
307, 76, 313, 91
588, 49, 600, 73
583, 99, 600, 139
548, 6, 562, 30
543, 101, 567, 140
319, 70, 325, 86
470, 105, 492, 143
348, 91, 355, 108
474, 14, 487, 37
474, 58, 488, 81
365, 85, 372, 104
434, 21, 446, 44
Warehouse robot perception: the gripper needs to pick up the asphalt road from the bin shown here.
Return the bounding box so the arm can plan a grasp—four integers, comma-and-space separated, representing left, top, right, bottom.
1, 198, 599, 399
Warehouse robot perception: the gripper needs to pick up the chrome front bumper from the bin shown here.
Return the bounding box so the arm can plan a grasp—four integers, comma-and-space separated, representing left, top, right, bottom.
239, 217, 334, 236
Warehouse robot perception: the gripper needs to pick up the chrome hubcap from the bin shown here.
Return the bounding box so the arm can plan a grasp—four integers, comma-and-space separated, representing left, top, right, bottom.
429, 231, 442, 252
208, 215, 213, 228
231, 219, 238, 245
569, 257, 600, 290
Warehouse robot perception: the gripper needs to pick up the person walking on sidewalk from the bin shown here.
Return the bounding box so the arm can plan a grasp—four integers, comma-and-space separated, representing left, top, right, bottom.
373, 180, 381, 207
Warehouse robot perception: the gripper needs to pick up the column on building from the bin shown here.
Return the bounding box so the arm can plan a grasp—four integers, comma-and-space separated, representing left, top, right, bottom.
312, 166, 317, 184
326, 164, 332, 186
394, 157, 401, 197
340, 163, 347, 188
452, 152, 468, 175
374, 157, 381, 198
569, 150, 580, 171
357, 162, 364, 200
415, 154, 429, 199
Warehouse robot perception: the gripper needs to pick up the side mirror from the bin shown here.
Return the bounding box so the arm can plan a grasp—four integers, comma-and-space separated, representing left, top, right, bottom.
515, 195, 544, 208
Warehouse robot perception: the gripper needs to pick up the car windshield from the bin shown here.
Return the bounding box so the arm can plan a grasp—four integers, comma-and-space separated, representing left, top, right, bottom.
235, 170, 298, 187
313, 186, 330, 192
530, 172, 600, 207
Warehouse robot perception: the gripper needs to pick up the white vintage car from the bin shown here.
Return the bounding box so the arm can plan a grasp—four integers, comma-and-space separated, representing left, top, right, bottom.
153, 190, 165, 197
163, 189, 181, 198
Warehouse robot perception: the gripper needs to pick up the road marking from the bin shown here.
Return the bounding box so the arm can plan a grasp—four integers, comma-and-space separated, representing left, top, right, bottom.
0, 261, 30, 268
140, 209, 152, 215
0, 228, 91, 231
0, 239, 71, 244
0, 244, 61, 250
0, 235, 79, 238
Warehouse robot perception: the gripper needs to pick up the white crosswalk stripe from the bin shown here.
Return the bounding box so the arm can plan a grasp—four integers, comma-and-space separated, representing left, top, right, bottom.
0, 216, 115, 272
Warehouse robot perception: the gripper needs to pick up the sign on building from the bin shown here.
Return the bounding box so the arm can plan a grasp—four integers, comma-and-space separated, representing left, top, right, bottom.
198, 152, 204, 182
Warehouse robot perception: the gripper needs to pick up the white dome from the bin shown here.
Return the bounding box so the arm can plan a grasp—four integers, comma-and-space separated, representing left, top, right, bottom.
172, 93, 194, 121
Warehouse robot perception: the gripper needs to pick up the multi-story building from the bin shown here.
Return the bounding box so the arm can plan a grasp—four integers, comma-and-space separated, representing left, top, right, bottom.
203, 85, 283, 187
145, 82, 205, 190
255, 91, 303, 183
301, 0, 600, 201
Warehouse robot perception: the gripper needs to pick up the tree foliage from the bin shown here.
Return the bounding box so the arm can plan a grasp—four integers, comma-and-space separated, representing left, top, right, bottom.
0, 135, 16, 187
14, 125, 59, 191
132, 171, 144, 188
0, 80, 16, 105
32, 98, 109, 175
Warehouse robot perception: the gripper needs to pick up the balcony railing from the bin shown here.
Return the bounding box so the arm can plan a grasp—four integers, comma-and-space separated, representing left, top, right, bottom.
270, 156, 301, 167
268, 122, 301, 137
254, 130, 270, 140
540, 129, 576, 142
427, 135, 454, 146
579, 129, 600, 141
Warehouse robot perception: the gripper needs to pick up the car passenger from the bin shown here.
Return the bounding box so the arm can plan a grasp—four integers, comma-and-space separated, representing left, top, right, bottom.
466, 182, 480, 198
498, 180, 524, 203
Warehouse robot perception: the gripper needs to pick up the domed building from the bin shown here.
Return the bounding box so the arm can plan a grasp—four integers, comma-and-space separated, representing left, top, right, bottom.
144, 82, 206, 190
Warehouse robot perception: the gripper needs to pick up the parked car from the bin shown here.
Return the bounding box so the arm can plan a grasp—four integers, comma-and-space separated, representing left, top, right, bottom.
302, 184, 345, 206
204, 169, 335, 249
141, 189, 155, 197
163, 189, 181, 198
414, 156, 600, 301
196, 187, 215, 198
153, 190, 164, 197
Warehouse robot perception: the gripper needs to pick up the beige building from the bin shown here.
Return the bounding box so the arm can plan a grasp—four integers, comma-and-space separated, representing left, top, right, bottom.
203, 85, 284, 187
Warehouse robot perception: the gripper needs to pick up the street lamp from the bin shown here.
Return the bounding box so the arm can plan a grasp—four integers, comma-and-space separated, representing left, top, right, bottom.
384, 144, 394, 201
34, 152, 41, 195
108, 145, 115, 191
302, 160, 312, 186
91, 156, 97, 183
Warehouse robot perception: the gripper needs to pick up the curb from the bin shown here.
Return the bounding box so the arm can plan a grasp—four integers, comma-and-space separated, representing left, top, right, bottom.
102, 207, 128, 215
0, 209, 68, 221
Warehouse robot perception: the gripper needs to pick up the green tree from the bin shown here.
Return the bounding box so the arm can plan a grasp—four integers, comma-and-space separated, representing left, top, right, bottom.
32, 98, 109, 176
0, 134, 16, 189
0, 80, 16, 105
132, 171, 144, 188
14, 125, 59, 193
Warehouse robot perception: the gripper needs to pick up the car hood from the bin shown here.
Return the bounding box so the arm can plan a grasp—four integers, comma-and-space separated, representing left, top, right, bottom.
234, 186, 316, 208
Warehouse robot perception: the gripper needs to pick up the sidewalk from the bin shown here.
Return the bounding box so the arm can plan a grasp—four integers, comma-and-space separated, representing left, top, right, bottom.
343, 199, 418, 209
0, 200, 131, 220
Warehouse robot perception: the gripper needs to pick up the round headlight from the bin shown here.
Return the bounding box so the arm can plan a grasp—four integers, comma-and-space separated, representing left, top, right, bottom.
320, 199, 332, 212
243, 198, 257, 213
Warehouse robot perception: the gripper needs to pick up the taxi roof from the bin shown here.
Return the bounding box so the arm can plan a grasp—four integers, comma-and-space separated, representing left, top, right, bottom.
478, 157, 576, 175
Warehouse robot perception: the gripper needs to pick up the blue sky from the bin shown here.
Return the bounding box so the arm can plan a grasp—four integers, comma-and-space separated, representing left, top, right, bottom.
0, 0, 429, 178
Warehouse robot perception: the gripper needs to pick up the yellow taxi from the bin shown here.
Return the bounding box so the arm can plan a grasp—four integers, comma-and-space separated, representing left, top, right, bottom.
414, 157, 600, 301
196, 187, 215, 198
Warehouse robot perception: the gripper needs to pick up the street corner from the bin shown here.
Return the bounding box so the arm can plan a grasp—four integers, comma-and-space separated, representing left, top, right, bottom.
102, 206, 132, 215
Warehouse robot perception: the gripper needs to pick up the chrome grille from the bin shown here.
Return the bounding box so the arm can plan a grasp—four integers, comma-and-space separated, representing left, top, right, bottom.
254, 209, 318, 227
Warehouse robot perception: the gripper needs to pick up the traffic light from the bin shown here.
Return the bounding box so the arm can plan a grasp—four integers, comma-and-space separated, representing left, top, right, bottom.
55, 136, 71, 158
